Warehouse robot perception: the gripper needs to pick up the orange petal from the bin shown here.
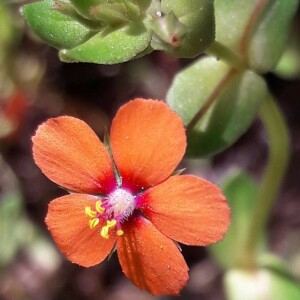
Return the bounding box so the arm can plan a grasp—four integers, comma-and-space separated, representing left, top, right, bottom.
46, 194, 116, 267
117, 215, 189, 295
140, 175, 230, 246
110, 99, 186, 192
32, 116, 115, 194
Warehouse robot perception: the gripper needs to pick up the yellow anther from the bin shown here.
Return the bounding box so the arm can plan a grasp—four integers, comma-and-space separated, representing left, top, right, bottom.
106, 219, 117, 228
100, 219, 117, 239
85, 206, 97, 218
89, 218, 100, 229
116, 229, 124, 236
96, 200, 105, 213
100, 225, 109, 239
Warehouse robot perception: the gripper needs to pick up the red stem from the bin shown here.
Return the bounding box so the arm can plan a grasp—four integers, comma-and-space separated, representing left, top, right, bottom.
186, 68, 237, 134
239, 0, 270, 55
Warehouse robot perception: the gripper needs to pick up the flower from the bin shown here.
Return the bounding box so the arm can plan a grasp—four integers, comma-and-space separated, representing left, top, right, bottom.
1, 90, 27, 140
32, 98, 230, 295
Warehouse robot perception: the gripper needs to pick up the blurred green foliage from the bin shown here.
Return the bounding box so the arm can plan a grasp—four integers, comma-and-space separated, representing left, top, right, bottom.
0, 159, 35, 269
1, 0, 300, 299
225, 268, 300, 300
209, 170, 259, 269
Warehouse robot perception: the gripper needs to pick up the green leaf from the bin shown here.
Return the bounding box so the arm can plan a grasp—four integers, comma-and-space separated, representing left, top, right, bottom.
22, 0, 153, 64
225, 268, 300, 300
59, 20, 152, 64
214, 0, 259, 51
274, 46, 300, 79
21, 0, 94, 50
214, 0, 299, 73
248, 0, 299, 73
209, 170, 259, 269
166, 57, 267, 157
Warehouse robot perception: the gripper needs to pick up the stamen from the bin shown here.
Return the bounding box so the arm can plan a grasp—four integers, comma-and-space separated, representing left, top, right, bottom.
100, 225, 109, 239
96, 200, 105, 213
85, 206, 97, 218
106, 219, 117, 228
100, 219, 117, 239
116, 229, 124, 236
89, 218, 100, 229
85, 189, 134, 239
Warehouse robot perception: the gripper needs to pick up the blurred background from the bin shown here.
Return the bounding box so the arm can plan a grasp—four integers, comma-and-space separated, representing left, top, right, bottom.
0, 2, 300, 299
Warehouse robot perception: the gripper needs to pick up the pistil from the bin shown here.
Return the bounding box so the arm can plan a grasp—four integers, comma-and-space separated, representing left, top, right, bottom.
85, 188, 136, 239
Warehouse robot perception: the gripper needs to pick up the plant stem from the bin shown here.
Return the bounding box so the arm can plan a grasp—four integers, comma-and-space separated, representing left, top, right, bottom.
186, 67, 237, 135
205, 41, 247, 71
186, 41, 245, 134
238, 0, 270, 55
242, 95, 290, 267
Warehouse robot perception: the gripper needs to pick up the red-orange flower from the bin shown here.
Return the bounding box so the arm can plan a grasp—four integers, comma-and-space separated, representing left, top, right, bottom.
32, 98, 230, 295
1, 90, 27, 140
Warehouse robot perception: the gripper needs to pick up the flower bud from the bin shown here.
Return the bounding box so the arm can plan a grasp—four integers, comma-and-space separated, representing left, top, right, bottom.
69, 0, 102, 19
69, 0, 141, 27
150, 0, 215, 58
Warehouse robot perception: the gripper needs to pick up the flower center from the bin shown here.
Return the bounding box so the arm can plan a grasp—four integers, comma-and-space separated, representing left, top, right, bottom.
84, 188, 136, 239
107, 188, 135, 220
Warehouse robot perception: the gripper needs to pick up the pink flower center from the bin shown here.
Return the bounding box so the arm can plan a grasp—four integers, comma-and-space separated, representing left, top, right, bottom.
106, 188, 136, 221
84, 188, 136, 239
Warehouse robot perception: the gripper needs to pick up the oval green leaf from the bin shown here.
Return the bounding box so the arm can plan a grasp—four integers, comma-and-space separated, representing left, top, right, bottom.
214, 0, 299, 73
59, 20, 152, 64
21, 0, 94, 50
166, 57, 267, 157
248, 0, 299, 73
214, 0, 259, 52
22, 0, 153, 64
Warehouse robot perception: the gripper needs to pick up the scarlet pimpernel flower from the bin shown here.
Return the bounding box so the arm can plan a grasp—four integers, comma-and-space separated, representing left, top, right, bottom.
32, 98, 230, 295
